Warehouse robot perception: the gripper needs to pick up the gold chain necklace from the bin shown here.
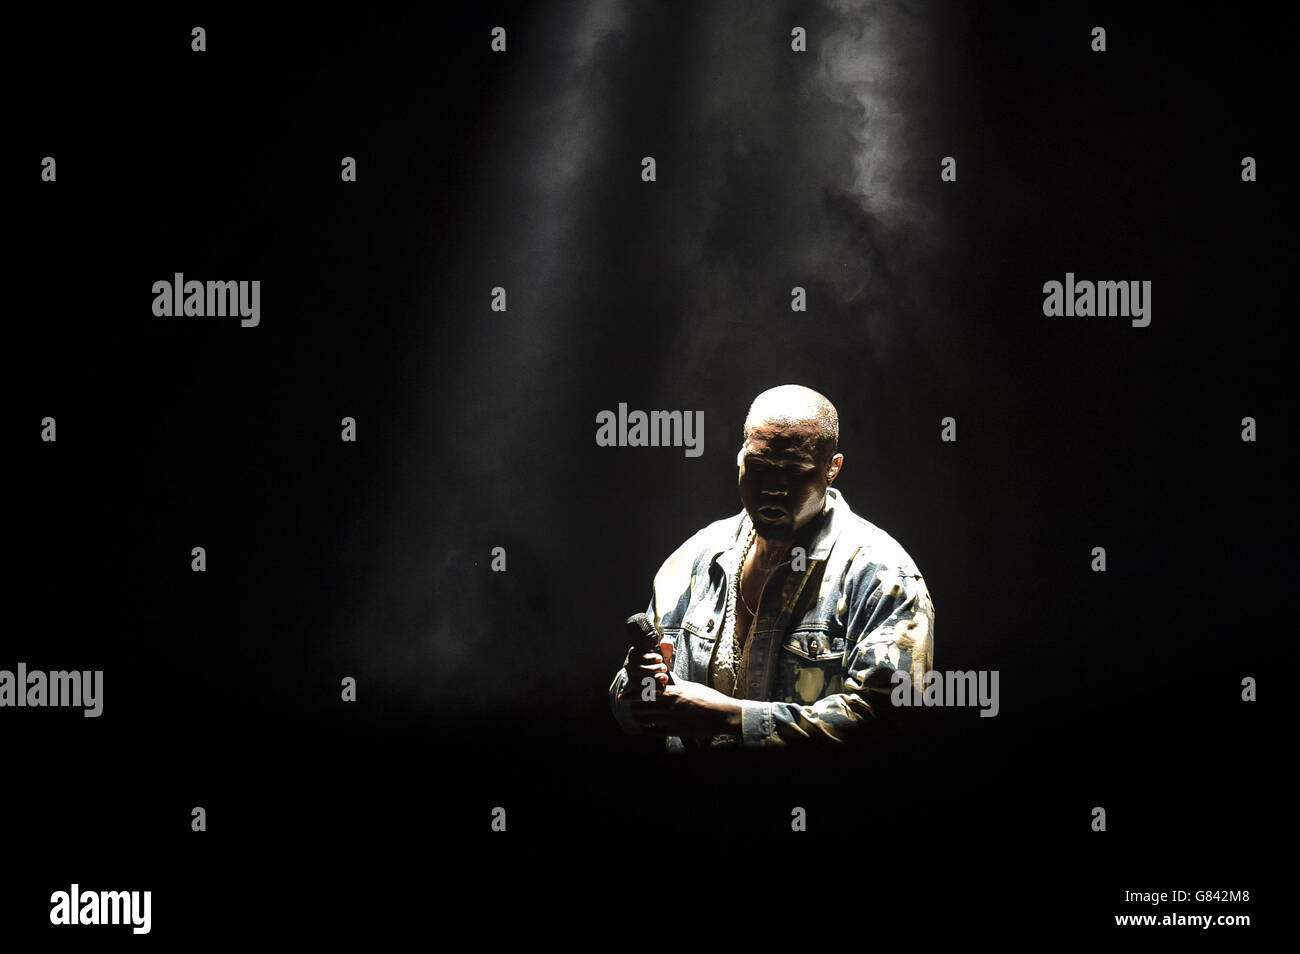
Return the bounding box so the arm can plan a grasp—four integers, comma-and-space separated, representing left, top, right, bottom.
726, 528, 757, 680
732, 532, 792, 684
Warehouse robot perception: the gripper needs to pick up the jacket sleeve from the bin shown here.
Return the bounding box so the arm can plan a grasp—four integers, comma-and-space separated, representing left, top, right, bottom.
735, 561, 935, 745
608, 593, 658, 735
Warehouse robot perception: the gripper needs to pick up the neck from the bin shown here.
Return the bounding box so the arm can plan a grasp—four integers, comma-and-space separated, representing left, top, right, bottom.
751, 534, 791, 569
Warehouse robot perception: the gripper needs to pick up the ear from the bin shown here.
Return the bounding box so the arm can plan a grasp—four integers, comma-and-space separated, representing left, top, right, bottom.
826, 453, 844, 484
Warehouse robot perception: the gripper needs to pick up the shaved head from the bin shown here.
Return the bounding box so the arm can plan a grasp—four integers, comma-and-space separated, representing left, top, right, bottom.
737, 386, 844, 541
743, 385, 839, 462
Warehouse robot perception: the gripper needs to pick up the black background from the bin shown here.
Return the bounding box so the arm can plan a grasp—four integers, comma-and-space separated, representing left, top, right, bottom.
8, 1, 1285, 941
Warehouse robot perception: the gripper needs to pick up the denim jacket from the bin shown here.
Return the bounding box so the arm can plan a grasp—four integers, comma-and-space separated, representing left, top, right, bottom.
609, 488, 935, 747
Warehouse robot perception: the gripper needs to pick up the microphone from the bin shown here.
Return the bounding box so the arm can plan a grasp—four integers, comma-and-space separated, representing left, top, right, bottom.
624, 612, 674, 695
624, 613, 660, 655
621, 612, 691, 747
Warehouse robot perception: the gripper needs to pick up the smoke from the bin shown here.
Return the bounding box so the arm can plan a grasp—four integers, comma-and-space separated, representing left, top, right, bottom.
649, 0, 942, 384
817, 0, 936, 244
345, 0, 944, 719
515, 0, 633, 291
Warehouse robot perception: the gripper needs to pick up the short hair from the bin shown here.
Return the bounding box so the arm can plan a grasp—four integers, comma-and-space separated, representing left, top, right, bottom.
742, 385, 839, 460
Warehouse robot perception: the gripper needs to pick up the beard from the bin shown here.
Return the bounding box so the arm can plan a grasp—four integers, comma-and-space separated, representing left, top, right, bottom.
752, 512, 795, 540
749, 494, 828, 542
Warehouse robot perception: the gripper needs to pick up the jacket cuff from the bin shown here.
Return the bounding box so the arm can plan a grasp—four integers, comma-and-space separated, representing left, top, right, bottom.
740, 700, 775, 746
609, 670, 641, 735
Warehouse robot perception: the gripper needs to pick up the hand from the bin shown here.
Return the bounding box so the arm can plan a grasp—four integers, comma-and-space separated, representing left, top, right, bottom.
616, 639, 675, 702
627, 678, 743, 738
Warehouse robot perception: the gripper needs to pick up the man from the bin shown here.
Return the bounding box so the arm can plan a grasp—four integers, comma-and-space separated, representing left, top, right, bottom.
609, 385, 935, 748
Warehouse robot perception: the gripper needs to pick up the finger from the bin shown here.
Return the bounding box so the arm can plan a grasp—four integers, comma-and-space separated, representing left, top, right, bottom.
659, 639, 674, 667
628, 699, 668, 716
629, 682, 677, 705
629, 712, 672, 732
622, 672, 666, 698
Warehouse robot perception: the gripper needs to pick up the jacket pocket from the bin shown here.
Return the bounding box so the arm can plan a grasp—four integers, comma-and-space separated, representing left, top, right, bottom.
671, 627, 716, 685
777, 629, 846, 705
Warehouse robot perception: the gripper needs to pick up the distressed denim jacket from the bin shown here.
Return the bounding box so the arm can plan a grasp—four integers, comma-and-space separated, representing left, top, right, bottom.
609, 488, 935, 747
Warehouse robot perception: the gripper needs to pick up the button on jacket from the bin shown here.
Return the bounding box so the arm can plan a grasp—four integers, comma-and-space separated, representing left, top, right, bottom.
610, 488, 935, 747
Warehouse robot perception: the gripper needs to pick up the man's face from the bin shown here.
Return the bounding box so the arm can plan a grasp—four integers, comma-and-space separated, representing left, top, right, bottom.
737, 420, 839, 541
